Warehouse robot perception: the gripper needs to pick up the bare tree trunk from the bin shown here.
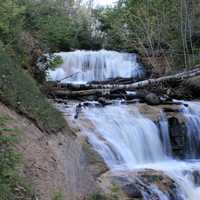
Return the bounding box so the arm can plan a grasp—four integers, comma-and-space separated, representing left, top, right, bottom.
48, 67, 200, 97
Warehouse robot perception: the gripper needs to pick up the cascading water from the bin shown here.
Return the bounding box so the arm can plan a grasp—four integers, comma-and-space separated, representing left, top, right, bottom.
159, 111, 172, 157
59, 101, 200, 200
52, 50, 200, 200
74, 103, 200, 200
48, 50, 143, 83
82, 105, 166, 170
181, 102, 200, 158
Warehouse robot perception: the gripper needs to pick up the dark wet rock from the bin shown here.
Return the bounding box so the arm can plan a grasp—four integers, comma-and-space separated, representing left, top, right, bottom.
98, 169, 184, 200
98, 97, 107, 106
183, 75, 200, 97
122, 183, 143, 198
145, 93, 161, 105
112, 175, 143, 199
163, 107, 180, 113
168, 117, 187, 158
192, 170, 200, 186
137, 103, 190, 159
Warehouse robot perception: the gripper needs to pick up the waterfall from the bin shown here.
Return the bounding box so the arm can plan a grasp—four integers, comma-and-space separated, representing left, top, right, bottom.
68, 102, 200, 200
82, 104, 166, 170
53, 50, 200, 200
59, 100, 200, 200
181, 102, 200, 158
48, 50, 143, 83
159, 111, 172, 157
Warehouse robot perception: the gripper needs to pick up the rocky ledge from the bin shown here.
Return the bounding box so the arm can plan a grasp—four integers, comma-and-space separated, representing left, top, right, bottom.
98, 169, 200, 200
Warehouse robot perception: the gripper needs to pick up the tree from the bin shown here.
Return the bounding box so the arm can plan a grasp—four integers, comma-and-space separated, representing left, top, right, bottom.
96, 0, 200, 71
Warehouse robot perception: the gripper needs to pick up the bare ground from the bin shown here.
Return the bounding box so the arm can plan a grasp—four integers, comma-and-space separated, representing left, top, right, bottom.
0, 102, 106, 200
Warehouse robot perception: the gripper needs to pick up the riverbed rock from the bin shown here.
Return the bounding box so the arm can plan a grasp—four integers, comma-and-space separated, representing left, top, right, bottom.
168, 117, 187, 158
98, 169, 182, 200
183, 75, 200, 98
145, 93, 161, 105
192, 170, 200, 186
137, 103, 188, 158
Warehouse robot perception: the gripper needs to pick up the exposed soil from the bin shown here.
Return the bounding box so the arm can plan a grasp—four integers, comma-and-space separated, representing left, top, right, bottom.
0, 102, 107, 200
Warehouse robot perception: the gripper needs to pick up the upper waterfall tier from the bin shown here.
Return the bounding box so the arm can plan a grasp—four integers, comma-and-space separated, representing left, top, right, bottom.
48, 50, 143, 83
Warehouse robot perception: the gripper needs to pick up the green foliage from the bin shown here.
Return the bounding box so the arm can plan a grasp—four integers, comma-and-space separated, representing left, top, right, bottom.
0, 48, 66, 133
0, 0, 24, 45
17, 0, 94, 51
48, 55, 64, 70
52, 192, 64, 200
88, 192, 118, 200
97, 0, 200, 69
0, 115, 31, 200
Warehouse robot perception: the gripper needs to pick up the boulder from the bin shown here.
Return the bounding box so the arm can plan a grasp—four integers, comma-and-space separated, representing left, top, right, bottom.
98, 169, 182, 200
192, 170, 200, 186
145, 93, 161, 105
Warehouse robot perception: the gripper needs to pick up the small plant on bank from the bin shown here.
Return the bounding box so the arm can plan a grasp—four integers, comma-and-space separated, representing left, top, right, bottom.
48, 55, 64, 70
88, 192, 119, 200
52, 191, 64, 200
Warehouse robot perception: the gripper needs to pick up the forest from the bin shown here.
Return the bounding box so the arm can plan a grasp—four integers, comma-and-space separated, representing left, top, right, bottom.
1, 0, 200, 200
1, 0, 200, 70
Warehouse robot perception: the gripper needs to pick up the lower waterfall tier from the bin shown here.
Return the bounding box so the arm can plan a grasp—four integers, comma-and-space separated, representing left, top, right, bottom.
58, 101, 200, 200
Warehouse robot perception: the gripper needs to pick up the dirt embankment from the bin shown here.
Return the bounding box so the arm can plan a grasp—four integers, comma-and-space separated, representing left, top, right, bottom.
0, 102, 107, 200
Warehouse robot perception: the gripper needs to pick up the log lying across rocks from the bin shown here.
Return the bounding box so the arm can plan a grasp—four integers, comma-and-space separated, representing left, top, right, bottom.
48, 67, 200, 109
49, 88, 143, 100
48, 67, 200, 93
88, 77, 139, 85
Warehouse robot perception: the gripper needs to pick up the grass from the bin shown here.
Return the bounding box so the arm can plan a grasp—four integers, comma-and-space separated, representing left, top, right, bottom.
0, 115, 32, 200
52, 191, 64, 200
87, 192, 119, 200
0, 48, 66, 133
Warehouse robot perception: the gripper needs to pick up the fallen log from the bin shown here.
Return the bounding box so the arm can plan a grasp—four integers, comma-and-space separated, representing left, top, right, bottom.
89, 67, 200, 91
50, 89, 111, 99
88, 77, 138, 85
49, 89, 145, 101
48, 67, 200, 92
47, 81, 94, 91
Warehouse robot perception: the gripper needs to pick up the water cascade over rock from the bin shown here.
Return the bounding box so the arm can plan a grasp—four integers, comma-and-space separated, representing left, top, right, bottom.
83, 105, 166, 170
159, 111, 172, 157
182, 102, 200, 158
59, 101, 200, 200
73, 103, 200, 200
48, 50, 143, 83
52, 50, 200, 200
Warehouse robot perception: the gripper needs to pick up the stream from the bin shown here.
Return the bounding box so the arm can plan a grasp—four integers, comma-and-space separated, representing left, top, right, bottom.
49, 50, 200, 200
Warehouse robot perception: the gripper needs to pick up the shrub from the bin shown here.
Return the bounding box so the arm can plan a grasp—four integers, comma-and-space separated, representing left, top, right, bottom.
0, 47, 66, 133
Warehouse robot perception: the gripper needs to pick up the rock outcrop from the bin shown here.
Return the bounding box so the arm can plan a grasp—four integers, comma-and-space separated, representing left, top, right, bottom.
138, 103, 188, 158
98, 169, 182, 200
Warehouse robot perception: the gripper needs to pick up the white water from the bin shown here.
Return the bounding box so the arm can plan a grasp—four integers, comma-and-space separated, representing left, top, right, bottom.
48, 50, 143, 83
83, 105, 166, 170
159, 111, 172, 157
52, 50, 200, 200
182, 102, 200, 158
76, 103, 200, 200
